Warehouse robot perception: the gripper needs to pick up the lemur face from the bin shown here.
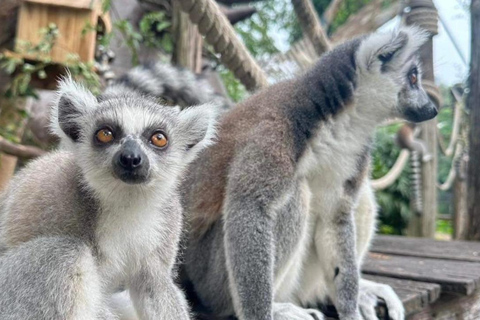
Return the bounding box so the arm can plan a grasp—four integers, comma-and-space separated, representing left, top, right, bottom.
356, 27, 437, 123
52, 78, 218, 190
395, 57, 437, 122
87, 102, 176, 185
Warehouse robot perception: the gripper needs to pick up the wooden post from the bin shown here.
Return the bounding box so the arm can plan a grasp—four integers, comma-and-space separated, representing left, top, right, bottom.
172, 1, 203, 73
0, 97, 32, 191
465, 0, 480, 240
405, 0, 439, 238
453, 154, 468, 240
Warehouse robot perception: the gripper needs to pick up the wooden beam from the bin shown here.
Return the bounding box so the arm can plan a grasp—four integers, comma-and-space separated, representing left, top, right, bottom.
466, 0, 480, 240
323, 0, 343, 27
405, 0, 439, 238
176, 0, 268, 90
220, 5, 257, 25
172, 1, 203, 73
0, 136, 45, 159
330, 0, 401, 44
291, 0, 331, 56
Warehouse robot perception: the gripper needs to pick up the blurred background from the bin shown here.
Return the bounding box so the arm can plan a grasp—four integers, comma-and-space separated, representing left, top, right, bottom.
0, 0, 475, 240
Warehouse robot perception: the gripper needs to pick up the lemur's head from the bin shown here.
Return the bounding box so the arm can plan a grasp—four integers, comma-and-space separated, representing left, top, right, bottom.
51, 78, 217, 192
355, 26, 437, 122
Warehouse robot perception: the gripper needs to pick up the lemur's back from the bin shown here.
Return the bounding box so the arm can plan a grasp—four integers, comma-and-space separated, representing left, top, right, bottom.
182, 79, 299, 236
0, 151, 97, 247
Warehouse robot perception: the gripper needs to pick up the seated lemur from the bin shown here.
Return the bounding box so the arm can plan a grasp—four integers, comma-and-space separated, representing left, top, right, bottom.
181, 26, 436, 320
0, 77, 218, 319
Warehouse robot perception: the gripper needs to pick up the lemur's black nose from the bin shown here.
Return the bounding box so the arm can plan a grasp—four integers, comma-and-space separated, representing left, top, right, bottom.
118, 140, 143, 170
119, 152, 142, 169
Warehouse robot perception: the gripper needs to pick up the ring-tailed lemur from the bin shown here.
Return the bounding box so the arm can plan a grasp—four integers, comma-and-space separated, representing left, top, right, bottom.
181, 26, 436, 320
0, 78, 218, 319
106, 61, 231, 110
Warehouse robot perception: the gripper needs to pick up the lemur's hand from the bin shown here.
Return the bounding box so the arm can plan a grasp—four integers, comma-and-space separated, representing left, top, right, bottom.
358, 279, 405, 320
273, 303, 324, 320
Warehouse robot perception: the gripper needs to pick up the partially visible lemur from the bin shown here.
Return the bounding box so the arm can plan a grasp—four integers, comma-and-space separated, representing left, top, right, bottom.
0, 78, 218, 319
181, 26, 436, 320
107, 61, 231, 110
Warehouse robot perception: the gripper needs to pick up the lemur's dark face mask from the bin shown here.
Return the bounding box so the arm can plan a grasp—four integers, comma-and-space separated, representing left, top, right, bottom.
397, 68, 437, 123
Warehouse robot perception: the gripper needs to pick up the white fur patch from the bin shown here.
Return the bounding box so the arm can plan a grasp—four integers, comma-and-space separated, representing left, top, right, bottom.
356, 26, 429, 72
50, 76, 98, 150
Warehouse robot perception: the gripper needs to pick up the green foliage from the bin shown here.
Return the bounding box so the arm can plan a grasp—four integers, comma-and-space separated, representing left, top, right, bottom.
0, 105, 30, 144
115, 12, 173, 66
0, 24, 100, 99
372, 124, 412, 235
0, 24, 100, 143
115, 19, 143, 66
234, 1, 293, 57
139, 11, 173, 52
436, 219, 453, 236
218, 67, 248, 103
328, 0, 373, 33
374, 85, 462, 236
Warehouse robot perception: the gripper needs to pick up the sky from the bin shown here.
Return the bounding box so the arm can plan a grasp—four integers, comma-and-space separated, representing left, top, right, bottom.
272, 0, 472, 87
381, 0, 471, 86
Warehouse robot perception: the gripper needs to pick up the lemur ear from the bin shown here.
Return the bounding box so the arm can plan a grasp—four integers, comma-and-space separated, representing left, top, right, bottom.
176, 102, 219, 163
50, 77, 97, 143
376, 31, 408, 67
358, 27, 428, 71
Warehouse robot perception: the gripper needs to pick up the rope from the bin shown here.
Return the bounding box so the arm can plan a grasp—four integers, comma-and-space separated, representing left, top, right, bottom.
291, 0, 331, 56
422, 79, 441, 108
437, 101, 463, 157
405, 0, 439, 36
176, 0, 268, 91
437, 143, 463, 191
371, 149, 410, 190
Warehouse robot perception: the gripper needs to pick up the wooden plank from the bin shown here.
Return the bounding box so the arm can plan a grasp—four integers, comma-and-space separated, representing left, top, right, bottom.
16, 2, 97, 63
25, 0, 101, 11
409, 291, 480, 320
363, 275, 441, 316
363, 252, 480, 295
371, 235, 480, 263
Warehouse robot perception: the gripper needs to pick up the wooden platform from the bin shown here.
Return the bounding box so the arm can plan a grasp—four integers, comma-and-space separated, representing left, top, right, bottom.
196, 235, 480, 320
363, 235, 480, 319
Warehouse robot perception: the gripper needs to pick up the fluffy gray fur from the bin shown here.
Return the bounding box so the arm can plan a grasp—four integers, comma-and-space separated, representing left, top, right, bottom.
181, 26, 436, 320
0, 78, 218, 320
105, 61, 230, 110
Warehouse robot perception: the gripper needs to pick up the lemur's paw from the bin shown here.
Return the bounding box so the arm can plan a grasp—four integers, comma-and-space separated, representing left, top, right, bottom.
358, 289, 378, 320
273, 303, 324, 320
359, 279, 405, 320
340, 310, 362, 320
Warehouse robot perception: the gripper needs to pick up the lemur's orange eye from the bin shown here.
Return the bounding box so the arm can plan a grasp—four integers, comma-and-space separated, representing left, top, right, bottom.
150, 131, 168, 148
410, 73, 418, 85
95, 128, 114, 143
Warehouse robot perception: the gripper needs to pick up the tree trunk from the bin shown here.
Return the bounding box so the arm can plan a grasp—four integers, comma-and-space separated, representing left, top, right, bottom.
172, 1, 203, 73
465, 0, 480, 240
405, 0, 439, 238
454, 157, 468, 240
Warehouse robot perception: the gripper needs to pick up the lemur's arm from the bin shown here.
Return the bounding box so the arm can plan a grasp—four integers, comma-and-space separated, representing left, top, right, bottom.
330, 170, 372, 320
332, 196, 361, 320
130, 252, 191, 320
223, 144, 293, 320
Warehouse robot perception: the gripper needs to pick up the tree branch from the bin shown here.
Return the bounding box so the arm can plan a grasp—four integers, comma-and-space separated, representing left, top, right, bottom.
291, 0, 331, 56
323, 0, 343, 27
0, 136, 46, 159
220, 5, 257, 25
330, 0, 401, 44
